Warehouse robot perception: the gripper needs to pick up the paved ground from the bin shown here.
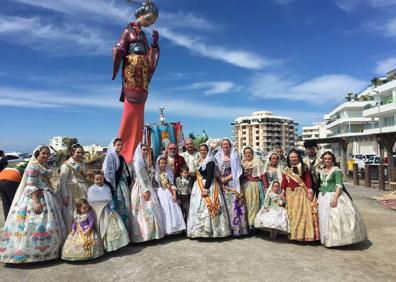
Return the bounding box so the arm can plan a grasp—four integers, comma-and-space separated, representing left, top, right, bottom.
0, 184, 395, 282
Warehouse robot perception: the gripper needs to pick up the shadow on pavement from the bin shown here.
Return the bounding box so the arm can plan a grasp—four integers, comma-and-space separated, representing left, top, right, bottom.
327, 239, 373, 251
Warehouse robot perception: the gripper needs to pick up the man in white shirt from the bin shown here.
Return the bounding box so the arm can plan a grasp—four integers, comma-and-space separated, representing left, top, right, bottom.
180, 138, 200, 176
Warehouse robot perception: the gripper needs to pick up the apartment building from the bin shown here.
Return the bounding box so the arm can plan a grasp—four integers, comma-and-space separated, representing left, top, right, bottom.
302, 122, 330, 140
323, 69, 396, 155
233, 111, 298, 153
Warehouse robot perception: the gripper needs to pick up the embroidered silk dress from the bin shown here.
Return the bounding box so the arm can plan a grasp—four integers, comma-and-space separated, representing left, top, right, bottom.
113, 155, 133, 237
281, 166, 320, 241
0, 162, 67, 264
318, 167, 367, 247
87, 184, 129, 252
241, 157, 268, 229
156, 171, 186, 235
254, 184, 289, 233
219, 160, 249, 236
61, 211, 104, 261
59, 158, 89, 232
130, 146, 164, 242
187, 161, 231, 238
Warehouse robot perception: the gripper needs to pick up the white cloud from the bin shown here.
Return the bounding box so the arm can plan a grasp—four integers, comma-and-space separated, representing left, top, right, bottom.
384, 17, 396, 38
175, 81, 240, 95
161, 27, 278, 70
160, 11, 219, 31
335, 0, 396, 11
334, 0, 361, 11
369, 0, 396, 7
6, 0, 280, 70
375, 57, 396, 74
249, 73, 367, 104
12, 0, 130, 24
0, 16, 112, 55
0, 85, 254, 120
274, 0, 297, 4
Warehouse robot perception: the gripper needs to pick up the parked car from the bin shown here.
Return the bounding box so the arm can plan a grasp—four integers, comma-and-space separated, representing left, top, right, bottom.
360, 156, 388, 180
353, 154, 376, 163
4, 153, 25, 164
352, 158, 366, 177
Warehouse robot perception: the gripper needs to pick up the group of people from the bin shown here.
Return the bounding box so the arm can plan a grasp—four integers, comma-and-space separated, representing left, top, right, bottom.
0, 138, 367, 264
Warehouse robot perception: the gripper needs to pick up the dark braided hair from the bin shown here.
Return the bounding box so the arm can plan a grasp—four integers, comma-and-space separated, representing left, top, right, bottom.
70, 143, 84, 155
135, 0, 159, 19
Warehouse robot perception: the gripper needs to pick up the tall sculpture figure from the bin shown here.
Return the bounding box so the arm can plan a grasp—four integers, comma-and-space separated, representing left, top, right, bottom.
112, 0, 160, 163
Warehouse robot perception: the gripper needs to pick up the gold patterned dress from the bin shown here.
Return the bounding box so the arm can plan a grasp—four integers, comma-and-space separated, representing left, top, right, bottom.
62, 211, 104, 261
281, 166, 320, 241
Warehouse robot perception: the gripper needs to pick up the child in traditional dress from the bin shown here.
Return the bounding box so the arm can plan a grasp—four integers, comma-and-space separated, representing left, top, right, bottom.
254, 181, 289, 239
62, 199, 104, 261
87, 172, 129, 252
155, 157, 186, 235
175, 166, 192, 221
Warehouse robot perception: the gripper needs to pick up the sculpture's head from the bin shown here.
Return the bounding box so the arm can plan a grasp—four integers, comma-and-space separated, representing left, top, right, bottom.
135, 0, 159, 27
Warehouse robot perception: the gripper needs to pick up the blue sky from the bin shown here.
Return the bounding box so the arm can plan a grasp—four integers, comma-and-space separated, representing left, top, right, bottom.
1, 0, 396, 152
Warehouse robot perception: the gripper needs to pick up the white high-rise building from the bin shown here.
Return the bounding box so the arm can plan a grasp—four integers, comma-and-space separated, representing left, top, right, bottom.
49, 136, 66, 151
233, 111, 298, 153
302, 122, 330, 140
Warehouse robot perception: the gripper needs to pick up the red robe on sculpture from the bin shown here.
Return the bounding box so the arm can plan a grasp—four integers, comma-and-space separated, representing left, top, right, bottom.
112, 22, 160, 163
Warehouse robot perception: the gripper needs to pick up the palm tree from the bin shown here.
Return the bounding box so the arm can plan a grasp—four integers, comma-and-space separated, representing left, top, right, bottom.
371, 77, 381, 87
345, 92, 354, 101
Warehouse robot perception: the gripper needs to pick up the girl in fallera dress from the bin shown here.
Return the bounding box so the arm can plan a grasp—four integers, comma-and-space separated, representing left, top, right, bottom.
318, 151, 367, 247
103, 137, 133, 237
62, 199, 104, 261
0, 145, 67, 264
254, 181, 290, 239
155, 157, 186, 235
87, 172, 129, 252
264, 152, 283, 184
130, 143, 164, 242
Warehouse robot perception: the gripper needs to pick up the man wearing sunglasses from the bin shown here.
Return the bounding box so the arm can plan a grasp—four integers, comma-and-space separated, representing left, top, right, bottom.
166, 143, 186, 179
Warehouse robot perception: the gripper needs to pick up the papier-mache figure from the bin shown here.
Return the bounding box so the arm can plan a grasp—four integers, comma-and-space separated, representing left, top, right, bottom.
112, 0, 160, 163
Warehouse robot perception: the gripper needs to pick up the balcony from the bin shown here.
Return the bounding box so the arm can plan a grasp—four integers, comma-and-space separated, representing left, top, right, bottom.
325, 117, 372, 130
362, 102, 396, 118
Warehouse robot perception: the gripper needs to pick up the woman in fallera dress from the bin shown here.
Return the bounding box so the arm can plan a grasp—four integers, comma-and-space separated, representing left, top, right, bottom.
281, 149, 320, 242
215, 138, 249, 237
103, 137, 133, 237
0, 145, 67, 264
187, 144, 231, 238
318, 151, 367, 247
130, 143, 164, 242
240, 147, 268, 229
60, 144, 90, 232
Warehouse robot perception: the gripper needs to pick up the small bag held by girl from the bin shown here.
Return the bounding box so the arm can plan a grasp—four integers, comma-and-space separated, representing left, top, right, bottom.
62, 199, 104, 261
